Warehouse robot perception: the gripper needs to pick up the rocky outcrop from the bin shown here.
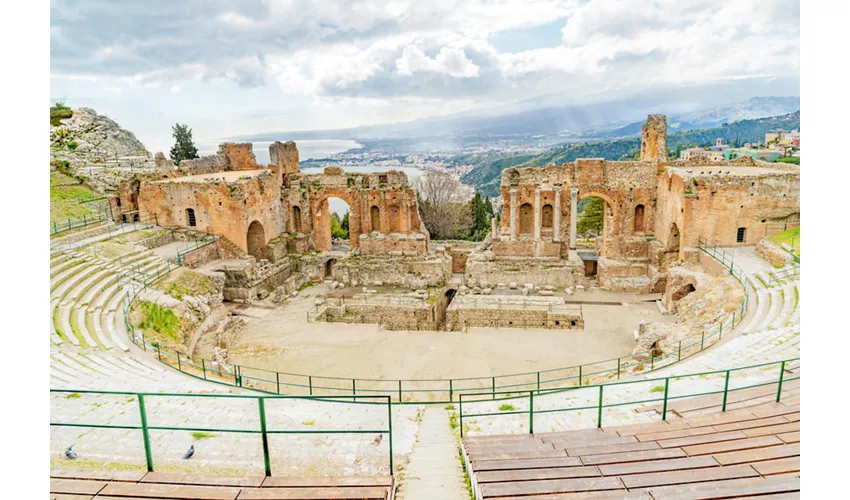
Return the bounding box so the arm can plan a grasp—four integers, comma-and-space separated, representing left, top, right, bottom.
50, 107, 153, 192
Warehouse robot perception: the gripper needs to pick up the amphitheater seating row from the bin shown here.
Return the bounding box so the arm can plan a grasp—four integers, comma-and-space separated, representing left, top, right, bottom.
462, 387, 800, 498
49, 469, 394, 500
741, 270, 799, 334
50, 247, 171, 349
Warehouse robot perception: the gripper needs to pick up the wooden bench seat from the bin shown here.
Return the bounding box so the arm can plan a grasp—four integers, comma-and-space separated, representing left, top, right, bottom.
480, 476, 626, 498
473, 457, 583, 471
644, 475, 800, 500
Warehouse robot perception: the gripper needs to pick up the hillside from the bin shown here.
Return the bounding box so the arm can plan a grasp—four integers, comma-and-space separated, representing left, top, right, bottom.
50, 105, 150, 166
463, 111, 801, 197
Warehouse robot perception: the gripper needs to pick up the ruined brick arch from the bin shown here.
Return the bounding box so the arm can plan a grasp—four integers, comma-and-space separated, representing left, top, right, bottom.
310, 190, 361, 252
246, 220, 267, 260
542, 203, 554, 228
519, 203, 533, 234
292, 205, 302, 233
577, 191, 619, 235
370, 206, 381, 232
634, 204, 646, 233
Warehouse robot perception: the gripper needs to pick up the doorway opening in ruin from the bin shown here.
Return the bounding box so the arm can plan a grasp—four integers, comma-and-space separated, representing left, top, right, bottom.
292, 206, 302, 233
577, 195, 608, 253
247, 220, 267, 260
370, 205, 381, 232
634, 204, 645, 233
435, 287, 458, 330
668, 223, 680, 252
314, 195, 355, 252
324, 258, 337, 279
736, 227, 747, 243
186, 208, 196, 227
672, 283, 696, 304
519, 203, 533, 234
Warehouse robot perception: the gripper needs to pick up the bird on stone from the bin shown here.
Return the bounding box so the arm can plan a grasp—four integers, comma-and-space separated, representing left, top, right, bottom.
65, 445, 77, 459
373, 434, 383, 445
182, 445, 194, 460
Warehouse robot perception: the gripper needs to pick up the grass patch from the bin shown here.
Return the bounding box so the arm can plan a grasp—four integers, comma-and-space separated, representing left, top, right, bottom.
457, 445, 474, 500
302, 420, 315, 426
66, 392, 81, 399
767, 226, 800, 255
191, 432, 215, 440
498, 404, 516, 411
137, 301, 181, 340
50, 170, 101, 221
50, 101, 73, 126
161, 271, 216, 299
650, 385, 665, 393
444, 404, 456, 411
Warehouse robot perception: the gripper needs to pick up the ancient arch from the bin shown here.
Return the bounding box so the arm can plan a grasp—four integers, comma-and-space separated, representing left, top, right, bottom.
246, 220, 267, 259
324, 258, 337, 279
292, 206, 302, 233
519, 203, 533, 234
577, 191, 619, 256
634, 204, 645, 233
310, 190, 360, 252
542, 203, 554, 228
370, 206, 381, 232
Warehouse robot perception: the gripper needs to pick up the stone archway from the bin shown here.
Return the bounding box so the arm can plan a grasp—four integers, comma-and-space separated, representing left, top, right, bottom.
542, 204, 554, 228
247, 220, 267, 260
668, 223, 680, 252
324, 258, 337, 279
577, 191, 619, 256
310, 190, 360, 252
634, 204, 645, 233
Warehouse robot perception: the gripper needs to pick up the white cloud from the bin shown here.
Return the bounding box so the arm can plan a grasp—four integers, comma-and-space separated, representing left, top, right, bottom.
396, 45, 479, 77
170, 85, 182, 93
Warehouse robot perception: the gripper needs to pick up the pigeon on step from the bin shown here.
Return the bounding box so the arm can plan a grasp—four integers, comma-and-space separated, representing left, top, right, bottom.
373, 434, 383, 445
65, 445, 77, 459
182, 444, 194, 459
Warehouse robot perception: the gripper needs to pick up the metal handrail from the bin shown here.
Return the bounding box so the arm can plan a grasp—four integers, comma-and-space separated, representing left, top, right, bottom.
50, 389, 394, 476
124, 237, 752, 404
457, 357, 799, 437
176, 235, 219, 264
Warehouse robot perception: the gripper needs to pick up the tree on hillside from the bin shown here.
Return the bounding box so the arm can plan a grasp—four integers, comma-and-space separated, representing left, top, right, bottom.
414, 170, 472, 240
467, 192, 494, 241
577, 197, 604, 235
340, 212, 349, 233
169, 123, 199, 165
330, 212, 349, 239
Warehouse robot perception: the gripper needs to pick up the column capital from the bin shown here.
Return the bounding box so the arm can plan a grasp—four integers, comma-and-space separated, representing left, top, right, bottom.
570, 187, 579, 196
509, 186, 518, 193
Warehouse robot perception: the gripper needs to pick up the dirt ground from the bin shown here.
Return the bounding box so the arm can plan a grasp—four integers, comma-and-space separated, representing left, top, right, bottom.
226, 283, 677, 382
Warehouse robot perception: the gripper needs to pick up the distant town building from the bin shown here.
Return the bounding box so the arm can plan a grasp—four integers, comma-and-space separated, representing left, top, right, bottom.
723, 148, 782, 162
680, 148, 724, 161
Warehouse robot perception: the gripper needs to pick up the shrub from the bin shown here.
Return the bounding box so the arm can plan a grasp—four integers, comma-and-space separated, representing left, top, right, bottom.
50, 102, 73, 126
66, 140, 78, 151
498, 404, 516, 411
138, 301, 181, 340
191, 432, 214, 440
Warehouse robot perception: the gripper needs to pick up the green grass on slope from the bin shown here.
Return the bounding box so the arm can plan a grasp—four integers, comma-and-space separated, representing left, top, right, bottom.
767, 226, 800, 255
50, 170, 99, 221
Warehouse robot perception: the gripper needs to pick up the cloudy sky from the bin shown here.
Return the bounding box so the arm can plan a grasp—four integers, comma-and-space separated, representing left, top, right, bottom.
50, 0, 800, 153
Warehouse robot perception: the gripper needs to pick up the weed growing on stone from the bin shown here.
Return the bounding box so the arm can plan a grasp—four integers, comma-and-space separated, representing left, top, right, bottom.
66, 392, 81, 399
650, 385, 665, 393
498, 404, 515, 411
191, 432, 215, 440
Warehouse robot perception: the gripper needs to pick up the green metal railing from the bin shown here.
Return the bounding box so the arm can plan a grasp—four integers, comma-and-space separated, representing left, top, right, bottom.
176, 235, 218, 265
123, 237, 751, 404
457, 357, 800, 437
50, 389, 394, 476
50, 212, 110, 236
767, 265, 800, 288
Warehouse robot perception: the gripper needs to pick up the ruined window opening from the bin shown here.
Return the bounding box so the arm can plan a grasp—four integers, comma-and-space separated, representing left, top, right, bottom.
247, 220, 266, 259
542, 204, 554, 228
634, 204, 646, 233
370, 205, 381, 232
121, 214, 127, 223
571, 320, 577, 327
292, 206, 302, 233
555, 321, 560, 326
133, 214, 140, 223
736, 227, 747, 243
116, 198, 121, 207
186, 208, 196, 227
378, 174, 388, 185
668, 223, 680, 252
519, 203, 533, 234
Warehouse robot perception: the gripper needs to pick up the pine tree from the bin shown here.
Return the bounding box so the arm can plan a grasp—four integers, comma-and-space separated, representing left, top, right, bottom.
577, 197, 604, 235
468, 192, 491, 241
340, 212, 349, 232
169, 123, 199, 165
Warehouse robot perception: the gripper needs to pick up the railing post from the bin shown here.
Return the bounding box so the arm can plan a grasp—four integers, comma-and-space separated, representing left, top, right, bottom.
201, 359, 206, 380
529, 391, 534, 434
352, 379, 356, 402
776, 361, 786, 403
459, 397, 464, 438
398, 380, 403, 403
597, 385, 604, 428
719, 321, 723, 339
700, 331, 705, 351
156, 345, 161, 362
388, 398, 394, 476
137, 394, 154, 472
617, 358, 621, 379
651, 355, 655, 371
276, 372, 280, 395
537, 372, 541, 391
678, 340, 682, 361
662, 378, 670, 421
258, 398, 271, 476
177, 353, 181, 372
492, 377, 496, 400
237, 365, 242, 387
579, 365, 582, 386
308, 376, 313, 395
722, 370, 731, 412
449, 380, 453, 403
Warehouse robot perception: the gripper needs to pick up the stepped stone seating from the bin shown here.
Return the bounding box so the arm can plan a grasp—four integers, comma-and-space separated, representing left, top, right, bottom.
462, 400, 800, 499
49, 469, 394, 500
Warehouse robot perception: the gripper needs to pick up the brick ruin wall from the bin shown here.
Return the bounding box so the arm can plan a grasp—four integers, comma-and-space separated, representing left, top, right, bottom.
328, 254, 451, 288
446, 297, 583, 331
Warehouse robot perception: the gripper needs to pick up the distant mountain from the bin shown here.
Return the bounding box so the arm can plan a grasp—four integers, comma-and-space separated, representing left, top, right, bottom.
605, 97, 800, 137
463, 111, 801, 197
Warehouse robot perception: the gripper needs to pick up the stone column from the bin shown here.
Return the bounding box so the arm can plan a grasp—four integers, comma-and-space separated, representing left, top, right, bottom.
509, 187, 518, 241
533, 187, 542, 241
553, 186, 562, 242
569, 188, 579, 250
491, 216, 498, 239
